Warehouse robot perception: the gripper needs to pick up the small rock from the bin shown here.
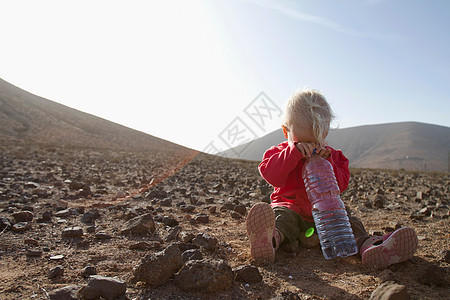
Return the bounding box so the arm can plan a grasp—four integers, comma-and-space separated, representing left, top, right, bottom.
54, 209, 71, 218
0, 217, 12, 230
162, 216, 179, 227
61, 227, 83, 238
174, 259, 233, 293
180, 205, 195, 213
419, 207, 432, 217
370, 281, 410, 300
69, 181, 86, 191
48, 285, 80, 300
80, 275, 126, 300
24, 181, 40, 188
81, 265, 97, 278
159, 198, 172, 207
24, 238, 39, 246
48, 265, 64, 279
179, 231, 195, 243
416, 265, 445, 286
233, 204, 247, 215
12, 222, 32, 232
373, 197, 385, 209
192, 233, 218, 251
378, 269, 396, 282
230, 211, 243, 219
49, 255, 64, 260
274, 291, 301, 300
165, 225, 182, 242
95, 232, 112, 239
81, 210, 100, 224
220, 203, 234, 212
12, 211, 34, 222
40, 211, 52, 222
234, 265, 262, 283
26, 249, 43, 257
182, 249, 203, 262
131, 243, 183, 286
121, 213, 155, 236
439, 249, 450, 263
194, 213, 209, 223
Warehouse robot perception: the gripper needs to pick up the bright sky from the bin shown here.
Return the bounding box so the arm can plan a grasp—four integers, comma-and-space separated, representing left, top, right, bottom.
1, 0, 449, 152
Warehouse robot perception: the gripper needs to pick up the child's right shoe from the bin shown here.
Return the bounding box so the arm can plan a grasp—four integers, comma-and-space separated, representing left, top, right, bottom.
246, 202, 278, 263
361, 227, 418, 269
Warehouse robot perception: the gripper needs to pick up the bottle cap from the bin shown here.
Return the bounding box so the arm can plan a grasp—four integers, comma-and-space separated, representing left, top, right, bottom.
305, 227, 315, 238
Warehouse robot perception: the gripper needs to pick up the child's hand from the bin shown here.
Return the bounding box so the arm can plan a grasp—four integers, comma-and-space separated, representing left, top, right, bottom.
316, 147, 331, 159
295, 142, 317, 158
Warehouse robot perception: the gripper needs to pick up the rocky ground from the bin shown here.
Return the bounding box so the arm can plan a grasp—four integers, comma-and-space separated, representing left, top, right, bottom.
0, 143, 449, 300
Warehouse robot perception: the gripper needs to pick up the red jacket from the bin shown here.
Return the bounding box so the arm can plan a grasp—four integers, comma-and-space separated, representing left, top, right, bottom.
258, 141, 350, 222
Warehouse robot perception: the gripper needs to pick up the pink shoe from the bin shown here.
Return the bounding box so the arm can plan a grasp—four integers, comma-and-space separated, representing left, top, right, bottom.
246, 202, 278, 263
361, 227, 418, 269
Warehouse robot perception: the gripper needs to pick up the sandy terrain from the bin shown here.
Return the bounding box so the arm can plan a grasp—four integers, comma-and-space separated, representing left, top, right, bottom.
0, 143, 448, 299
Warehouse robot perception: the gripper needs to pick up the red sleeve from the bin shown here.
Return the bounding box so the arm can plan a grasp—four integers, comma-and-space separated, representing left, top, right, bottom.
326, 147, 350, 193
258, 142, 303, 187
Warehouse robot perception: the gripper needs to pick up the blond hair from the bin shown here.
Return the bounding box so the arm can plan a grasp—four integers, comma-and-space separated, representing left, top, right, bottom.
281, 88, 335, 146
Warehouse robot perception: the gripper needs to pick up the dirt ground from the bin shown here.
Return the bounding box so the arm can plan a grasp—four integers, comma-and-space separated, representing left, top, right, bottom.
0, 143, 448, 299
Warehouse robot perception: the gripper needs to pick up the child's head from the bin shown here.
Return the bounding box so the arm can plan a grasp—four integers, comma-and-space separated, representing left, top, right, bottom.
281, 88, 334, 147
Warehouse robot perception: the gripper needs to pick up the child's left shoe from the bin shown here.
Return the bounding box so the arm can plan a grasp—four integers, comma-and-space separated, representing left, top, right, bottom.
361, 227, 418, 269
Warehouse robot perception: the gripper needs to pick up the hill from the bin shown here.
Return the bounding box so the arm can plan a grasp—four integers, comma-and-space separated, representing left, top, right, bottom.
219, 122, 450, 172
0, 78, 196, 157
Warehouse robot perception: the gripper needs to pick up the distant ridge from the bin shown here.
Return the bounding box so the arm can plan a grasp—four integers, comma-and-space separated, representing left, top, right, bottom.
0, 78, 196, 157
219, 122, 450, 172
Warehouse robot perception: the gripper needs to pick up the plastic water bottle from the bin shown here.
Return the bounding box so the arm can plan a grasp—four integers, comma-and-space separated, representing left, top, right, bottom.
302, 153, 358, 259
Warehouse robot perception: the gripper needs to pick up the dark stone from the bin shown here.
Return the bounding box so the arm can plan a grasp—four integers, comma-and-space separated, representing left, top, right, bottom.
182, 249, 203, 262
54, 209, 71, 218
121, 213, 155, 236
378, 269, 396, 282
41, 211, 52, 222
370, 281, 410, 300
81, 210, 100, 224
162, 216, 179, 227
194, 213, 209, 223
174, 259, 233, 293
416, 265, 446, 286
274, 291, 301, 300
165, 225, 182, 242
48, 285, 80, 300
0, 217, 11, 231
95, 232, 112, 239
61, 227, 83, 238
180, 205, 195, 213
373, 196, 385, 209
131, 243, 183, 286
192, 233, 218, 251
439, 249, 450, 263
230, 211, 243, 219
80, 275, 126, 300
81, 265, 97, 278
233, 204, 247, 216
160, 198, 172, 207
48, 265, 64, 279
26, 249, 43, 257
12, 222, 31, 232
12, 211, 34, 222
234, 265, 262, 283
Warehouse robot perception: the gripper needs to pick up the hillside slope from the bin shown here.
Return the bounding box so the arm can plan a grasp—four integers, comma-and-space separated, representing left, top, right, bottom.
0, 78, 195, 157
220, 122, 450, 172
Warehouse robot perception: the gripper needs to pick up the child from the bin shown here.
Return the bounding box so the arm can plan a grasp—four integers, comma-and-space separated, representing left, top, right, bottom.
246, 88, 418, 269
